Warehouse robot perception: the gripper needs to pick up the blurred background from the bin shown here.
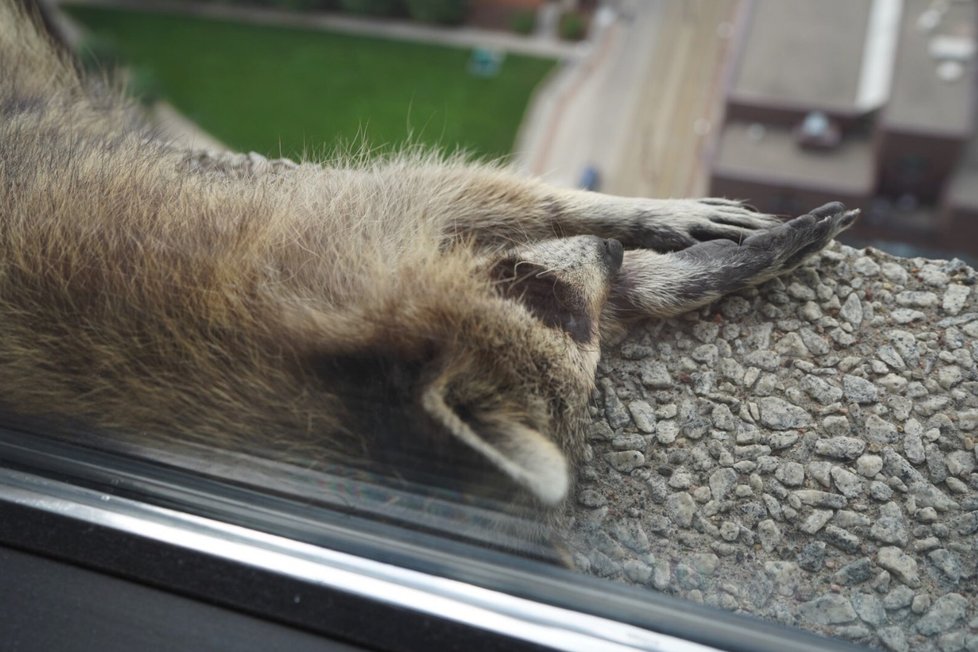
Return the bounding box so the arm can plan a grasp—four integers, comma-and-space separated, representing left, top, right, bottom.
48, 0, 978, 263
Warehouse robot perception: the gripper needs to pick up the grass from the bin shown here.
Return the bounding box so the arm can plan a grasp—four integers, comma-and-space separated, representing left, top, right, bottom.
67, 6, 554, 160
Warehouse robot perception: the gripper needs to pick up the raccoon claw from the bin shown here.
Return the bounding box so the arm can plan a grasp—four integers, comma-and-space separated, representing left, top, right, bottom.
631, 198, 784, 251
685, 198, 783, 243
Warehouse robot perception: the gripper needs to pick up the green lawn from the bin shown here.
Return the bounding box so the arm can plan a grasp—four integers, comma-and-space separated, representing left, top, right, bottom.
67, 6, 554, 160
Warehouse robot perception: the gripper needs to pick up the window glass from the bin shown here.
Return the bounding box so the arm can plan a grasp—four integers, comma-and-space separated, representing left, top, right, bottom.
4, 2, 977, 651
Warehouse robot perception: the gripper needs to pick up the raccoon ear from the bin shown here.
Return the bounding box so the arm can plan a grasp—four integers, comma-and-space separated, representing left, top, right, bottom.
421, 382, 569, 505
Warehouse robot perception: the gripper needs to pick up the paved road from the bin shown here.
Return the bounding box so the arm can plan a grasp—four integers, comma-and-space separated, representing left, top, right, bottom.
516, 0, 741, 198
609, 0, 740, 198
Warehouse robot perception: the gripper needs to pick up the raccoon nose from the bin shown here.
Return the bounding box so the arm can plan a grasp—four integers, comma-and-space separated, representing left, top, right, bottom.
602, 238, 624, 272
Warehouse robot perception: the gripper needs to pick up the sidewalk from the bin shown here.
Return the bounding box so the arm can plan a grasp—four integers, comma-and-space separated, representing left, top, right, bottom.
513, 1, 660, 189
514, 0, 741, 196
57, 0, 582, 60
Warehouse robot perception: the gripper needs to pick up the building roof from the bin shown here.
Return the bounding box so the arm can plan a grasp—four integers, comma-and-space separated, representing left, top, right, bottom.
883, 0, 976, 136
730, 0, 872, 112
712, 122, 875, 194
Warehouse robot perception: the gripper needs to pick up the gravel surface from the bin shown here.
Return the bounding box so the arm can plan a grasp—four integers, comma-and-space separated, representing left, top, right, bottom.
568, 243, 978, 652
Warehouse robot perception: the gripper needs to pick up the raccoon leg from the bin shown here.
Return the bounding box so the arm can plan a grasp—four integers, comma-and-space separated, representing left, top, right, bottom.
548, 191, 785, 252
608, 203, 858, 320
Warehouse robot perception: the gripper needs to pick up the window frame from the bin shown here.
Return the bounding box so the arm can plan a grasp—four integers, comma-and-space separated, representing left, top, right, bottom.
0, 426, 866, 652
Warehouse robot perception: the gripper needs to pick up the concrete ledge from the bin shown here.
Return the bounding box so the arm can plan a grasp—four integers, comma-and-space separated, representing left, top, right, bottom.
572, 242, 978, 651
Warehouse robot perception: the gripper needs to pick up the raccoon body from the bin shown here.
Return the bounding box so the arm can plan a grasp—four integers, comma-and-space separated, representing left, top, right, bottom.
0, 1, 857, 508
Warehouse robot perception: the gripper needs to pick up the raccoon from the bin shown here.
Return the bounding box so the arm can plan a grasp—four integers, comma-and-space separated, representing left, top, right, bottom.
0, 1, 857, 510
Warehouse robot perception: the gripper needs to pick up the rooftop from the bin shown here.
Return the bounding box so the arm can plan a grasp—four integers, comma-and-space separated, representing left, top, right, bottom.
883, 0, 976, 135
729, 0, 872, 112
712, 121, 875, 193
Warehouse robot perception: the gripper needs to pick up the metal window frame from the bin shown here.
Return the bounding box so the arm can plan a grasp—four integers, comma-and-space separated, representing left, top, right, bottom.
0, 429, 867, 652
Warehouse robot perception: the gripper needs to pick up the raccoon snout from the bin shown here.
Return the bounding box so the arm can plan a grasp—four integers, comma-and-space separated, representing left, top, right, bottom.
602, 239, 624, 273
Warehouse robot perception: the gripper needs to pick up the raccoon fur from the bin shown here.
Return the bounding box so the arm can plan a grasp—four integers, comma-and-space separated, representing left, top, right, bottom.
0, 1, 857, 511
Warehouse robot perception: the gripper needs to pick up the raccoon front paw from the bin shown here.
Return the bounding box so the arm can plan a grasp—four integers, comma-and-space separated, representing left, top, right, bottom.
634, 198, 783, 251
742, 201, 859, 276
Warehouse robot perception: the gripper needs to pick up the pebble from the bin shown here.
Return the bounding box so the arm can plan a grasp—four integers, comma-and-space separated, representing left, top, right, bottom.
913, 594, 932, 614
656, 421, 678, 444
881, 261, 909, 283
775, 461, 805, 487
943, 285, 971, 314
883, 585, 915, 610
605, 451, 645, 473
757, 519, 781, 552
640, 363, 673, 389
627, 401, 656, 433
916, 593, 968, 635
840, 292, 863, 326
774, 331, 809, 357
958, 512, 978, 535
814, 436, 866, 460
843, 374, 878, 404
833, 558, 874, 586
878, 547, 921, 587
611, 434, 645, 454
800, 509, 833, 534
797, 541, 826, 571
851, 592, 885, 625
904, 432, 927, 464
835, 510, 871, 528
757, 397, 812, 430
823, 525, 861, 553
668, 470, 692, 489
888, 330, 920, 366
864, 415, 900, 445
891, 309, 926, 324
878, 626, 909, 652
709, 468, 737, 501
764, 560, 797, 594
603, 382, 632, 429
870, 502, 909, 546
821, 415, 851, 436
895, 291, 938, 308
808, 461, 833, 487
856, 454, 883, 477
918, 266, 949, 286
665, 492, 696, 527
799, 328, 831, 354
877, 344, 906, 370
719, 520, 739, 542
853, 257, 881, 276
578, 488, 607, 508
928, 548, 962, 583
623, 559, 652, 584
831, 466, 864, 498
794, 489, 847, 509
798, 594, 857, 625
802, 375, 843, 404
947, 451, 976, 477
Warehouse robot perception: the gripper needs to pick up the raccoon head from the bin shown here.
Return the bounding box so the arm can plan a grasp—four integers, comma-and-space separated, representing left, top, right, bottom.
293, 236, 621, 507
417, 235, 623, 505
